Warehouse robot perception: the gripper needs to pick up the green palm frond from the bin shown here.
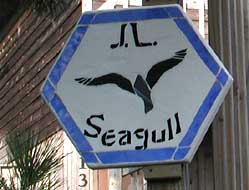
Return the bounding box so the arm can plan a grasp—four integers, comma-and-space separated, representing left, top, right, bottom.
2, 129, 64, 190
0, 177, 12, 190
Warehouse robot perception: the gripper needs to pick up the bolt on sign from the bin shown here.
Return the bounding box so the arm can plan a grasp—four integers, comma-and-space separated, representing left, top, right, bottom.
41, 5, 233, 168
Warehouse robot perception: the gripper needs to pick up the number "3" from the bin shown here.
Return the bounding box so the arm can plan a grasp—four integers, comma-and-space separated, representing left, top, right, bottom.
79, 173, 88, 187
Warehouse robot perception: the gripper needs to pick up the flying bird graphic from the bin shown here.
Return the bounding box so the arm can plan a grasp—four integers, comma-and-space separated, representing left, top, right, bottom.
75, 49, 187, 113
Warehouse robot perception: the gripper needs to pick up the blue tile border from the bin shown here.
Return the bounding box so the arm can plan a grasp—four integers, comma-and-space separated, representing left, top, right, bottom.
179, 81, 222, 147
81, 152, 99, 164
97, 148, 176, 164
79, 13, 96, 25
174, 147, 190, 160
217, 69, 228, 86
41, 80, 55, 102
165, 6, 184, 18
79, 6, 185, 26
50, 95, 92, 151
91, 7, 171, 24
174, 18, 220, 75
41, 5, 230, 167
49, 26, 87, 86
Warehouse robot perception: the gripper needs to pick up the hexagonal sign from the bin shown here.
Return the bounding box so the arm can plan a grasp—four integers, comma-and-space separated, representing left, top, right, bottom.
41, 5, 233, 168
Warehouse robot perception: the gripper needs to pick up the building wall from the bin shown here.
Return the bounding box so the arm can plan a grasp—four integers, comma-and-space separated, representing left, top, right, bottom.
0, 1, 109, 189
0, 1, 82, 153
209, 0, 249, 189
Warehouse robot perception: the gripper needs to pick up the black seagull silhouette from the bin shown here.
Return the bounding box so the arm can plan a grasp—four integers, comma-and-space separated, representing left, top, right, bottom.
75, 49, 187, 114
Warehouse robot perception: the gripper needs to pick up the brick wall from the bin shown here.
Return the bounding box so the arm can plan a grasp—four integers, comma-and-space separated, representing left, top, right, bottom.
0, 1, 82, 162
